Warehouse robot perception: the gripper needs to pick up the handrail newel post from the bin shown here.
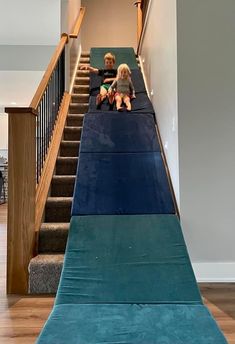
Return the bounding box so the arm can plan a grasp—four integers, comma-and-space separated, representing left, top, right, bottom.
6, 108, 37, 294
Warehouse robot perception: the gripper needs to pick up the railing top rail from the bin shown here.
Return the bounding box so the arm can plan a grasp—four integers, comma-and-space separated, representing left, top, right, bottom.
30, 33, 68, 110
69, 7, 86, 38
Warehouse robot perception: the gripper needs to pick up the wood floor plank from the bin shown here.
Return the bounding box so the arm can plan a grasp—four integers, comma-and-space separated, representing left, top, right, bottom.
0, 204, 235, 343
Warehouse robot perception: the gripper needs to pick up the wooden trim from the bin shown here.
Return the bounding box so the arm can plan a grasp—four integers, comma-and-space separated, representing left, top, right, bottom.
5, 107, 38, 115
137, 0, 152, 55
155, 122, 180, 219
35, 92, 71, 236
7, 110, 36, 294
69, 7, 86, 38
134, 1, 143, 46
30, 34, 68, 110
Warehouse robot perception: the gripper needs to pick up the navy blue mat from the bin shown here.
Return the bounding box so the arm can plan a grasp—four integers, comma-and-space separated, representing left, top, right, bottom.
90, 69, 146, 96
71, 152, 175, 215
56, 215, 201, 305
37, 304, 227, 344
88, 93, 155, 114
80, 113, 160, 153
90, 47, 138, 69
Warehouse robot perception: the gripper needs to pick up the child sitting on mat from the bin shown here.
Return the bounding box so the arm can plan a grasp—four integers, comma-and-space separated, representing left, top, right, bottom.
108, 63, 136, 111
80, 52, 117, 109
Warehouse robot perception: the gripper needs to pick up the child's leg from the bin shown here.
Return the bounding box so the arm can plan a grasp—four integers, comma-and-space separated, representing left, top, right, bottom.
96, 86, 108, 106
123, 95, 131, 111
115, 95, 123, 111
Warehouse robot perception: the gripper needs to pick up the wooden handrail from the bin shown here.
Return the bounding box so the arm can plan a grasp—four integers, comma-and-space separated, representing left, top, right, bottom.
134, 1, 143, 46
30, 34, 68, 110
69, 7, 86, 38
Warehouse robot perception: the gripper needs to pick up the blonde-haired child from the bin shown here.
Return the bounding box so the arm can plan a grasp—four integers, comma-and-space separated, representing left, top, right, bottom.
80, 53, 117, 108
108, 63, 136, 111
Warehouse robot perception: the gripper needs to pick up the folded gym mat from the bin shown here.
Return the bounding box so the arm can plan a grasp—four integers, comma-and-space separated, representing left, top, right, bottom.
88, 93, 155, 114
80, 113, 160, 153
71, 152, 175, 215
90, 47, 138, 69
90, 69, 147, 96
37, 304, 227, 344
55, 215, 201, 304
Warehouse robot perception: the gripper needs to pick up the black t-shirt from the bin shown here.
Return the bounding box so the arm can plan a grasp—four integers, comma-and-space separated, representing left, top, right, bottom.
98, 69, 117, 84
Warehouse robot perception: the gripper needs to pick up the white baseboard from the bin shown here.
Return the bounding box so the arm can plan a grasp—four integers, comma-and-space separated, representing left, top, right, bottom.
192, 262, 235, 282
69, 43, 82, 94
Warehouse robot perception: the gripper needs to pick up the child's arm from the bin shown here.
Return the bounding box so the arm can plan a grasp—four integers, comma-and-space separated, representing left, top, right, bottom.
80, 65, 99, 73
108, 80, 117, 93
104, 77, 116, 84
129, 80, 136, 98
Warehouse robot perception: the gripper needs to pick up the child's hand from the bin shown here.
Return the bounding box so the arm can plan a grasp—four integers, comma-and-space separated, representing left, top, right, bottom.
80, 65, 89, 71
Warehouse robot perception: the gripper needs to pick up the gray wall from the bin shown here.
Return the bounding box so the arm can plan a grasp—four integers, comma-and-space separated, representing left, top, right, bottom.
140, 0, 235, 279
177, 0, 235, 263
81, 0, 137, 51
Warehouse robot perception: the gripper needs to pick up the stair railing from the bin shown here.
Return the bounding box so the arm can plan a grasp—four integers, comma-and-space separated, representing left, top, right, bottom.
5, 7, 85, 294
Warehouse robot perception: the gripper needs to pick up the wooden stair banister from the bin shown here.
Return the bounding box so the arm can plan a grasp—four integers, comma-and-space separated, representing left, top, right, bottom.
5, 8, 85, 294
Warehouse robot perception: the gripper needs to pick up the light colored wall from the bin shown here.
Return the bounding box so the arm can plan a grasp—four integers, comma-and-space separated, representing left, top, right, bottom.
81, 0, 137, 51
0, 0, 60, 45
140, 0, 179, 203
61, 0, 82, 90
140, 0, 235, 279
177, 0, 235, 264
0, 114, 8, 152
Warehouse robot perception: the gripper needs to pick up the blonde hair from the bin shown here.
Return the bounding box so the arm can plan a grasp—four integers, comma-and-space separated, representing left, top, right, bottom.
104, 52, 115, 64
117, 64, 131, 79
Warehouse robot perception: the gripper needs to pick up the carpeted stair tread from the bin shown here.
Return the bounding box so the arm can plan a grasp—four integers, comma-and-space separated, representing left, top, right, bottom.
71, 94, 89, 103
51, 175, 76, 197
76, 70, 90, 77
39, 223, 69, 253
45, 197, 72, 222
79, 57, 90, 64
73, 85, 89, 94
81, 51, 90, 57
69, 103, 89, 113
63, 126, 82, 141
56, 157, 78, 175
60, 141, 80, 157
29, 254, 64, 294
66, 114, 84, 126
74, 77, 90, 85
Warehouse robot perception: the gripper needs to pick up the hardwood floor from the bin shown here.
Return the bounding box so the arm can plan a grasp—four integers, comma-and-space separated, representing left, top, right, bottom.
0, 203, 234, 343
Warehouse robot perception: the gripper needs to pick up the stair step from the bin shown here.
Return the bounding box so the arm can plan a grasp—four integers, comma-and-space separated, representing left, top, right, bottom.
56, 157, 78, 175
81, 51, 90, 57
38, 223, 69, 253
74, 77, 90, 85
80, 57, 90, 64
69, 103, 89, 114
73, 85, 89, 94
60, 140, 80, 157
51, 175, 76, 197
29, 254, 64, 294
64, 126, 82, 141
76, 70, 90, 77
71, 93, 89, 103
67, 114, 84, 127
45, 197, 72, 222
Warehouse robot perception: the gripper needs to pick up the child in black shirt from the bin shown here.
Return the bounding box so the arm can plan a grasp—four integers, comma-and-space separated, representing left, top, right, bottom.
80, 52, 117, 108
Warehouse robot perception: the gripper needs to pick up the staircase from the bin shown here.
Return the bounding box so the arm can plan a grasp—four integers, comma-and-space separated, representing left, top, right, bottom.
29, 52, 90, 293
29, 52, 140, 294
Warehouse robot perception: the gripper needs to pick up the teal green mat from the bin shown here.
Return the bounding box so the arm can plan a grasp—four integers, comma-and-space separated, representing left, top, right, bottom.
56, 215, 202, 305
90, 47, 139, 69
37, 304, 227, 344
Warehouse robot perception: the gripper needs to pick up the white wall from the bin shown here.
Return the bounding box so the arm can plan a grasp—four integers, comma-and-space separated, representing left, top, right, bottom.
0, 0, 60, 45
81, 0, 137, 51
140, 0, 179, 203
177, 0, 235, 265
140, 0, 235, 279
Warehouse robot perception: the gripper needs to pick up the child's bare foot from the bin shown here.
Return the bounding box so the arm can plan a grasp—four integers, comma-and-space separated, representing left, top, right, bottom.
117, 107, 124, 112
